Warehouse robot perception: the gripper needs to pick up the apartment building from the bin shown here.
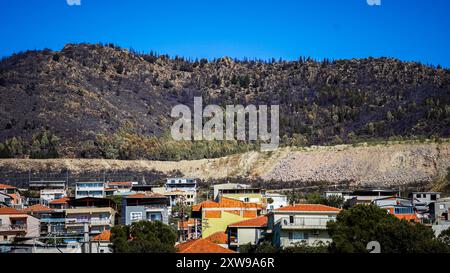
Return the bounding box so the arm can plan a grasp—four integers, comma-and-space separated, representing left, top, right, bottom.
122, 193, 170, 225
226, 215, 268, 251
0, 184, 23, 207
75, 182, 105, 199
65, 207, 116, 235
165, 178, 197, 205
372, 196, 418, 222
0, 207, 40, 243
267, 204, 340, 248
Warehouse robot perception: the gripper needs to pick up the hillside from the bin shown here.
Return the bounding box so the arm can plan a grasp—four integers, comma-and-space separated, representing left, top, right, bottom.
0, 43, 449, 160
0, 141, 449, 190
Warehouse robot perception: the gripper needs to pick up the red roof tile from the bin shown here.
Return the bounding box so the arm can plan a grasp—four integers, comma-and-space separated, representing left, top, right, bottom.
274, 204, 341, 212
126, 192, 166, 199
228, 216, 268, 228
0, 207, 25, 215
0, 184, 16, 189
177, 239, 235, 253
49, 197, 70, 205
24, 204, 53, 213
93, 230, 111, 241
205, 232, 228, 245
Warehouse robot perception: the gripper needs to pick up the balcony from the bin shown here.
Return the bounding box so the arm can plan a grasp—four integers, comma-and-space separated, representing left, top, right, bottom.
277, 217, 334, 230
0, 224, 27, 232
65, 219, 111, 226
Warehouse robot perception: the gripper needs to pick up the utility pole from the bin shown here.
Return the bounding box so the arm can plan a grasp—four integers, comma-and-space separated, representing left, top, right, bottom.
83, 223, 90, 254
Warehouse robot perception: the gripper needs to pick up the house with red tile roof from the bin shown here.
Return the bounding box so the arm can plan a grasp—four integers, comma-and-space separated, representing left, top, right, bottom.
267, 204, 341, 248
191, 197, 262, 238
0, 183, 23, 206
176, 237, 235, 254
0, 207, 40, 243
226, 216, 268, 251
91, 230, 112, 253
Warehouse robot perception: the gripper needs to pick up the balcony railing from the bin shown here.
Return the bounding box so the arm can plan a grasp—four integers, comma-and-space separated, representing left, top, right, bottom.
276, 217, 334, 229
65, 219, 111, 225
0, 224, 27, 232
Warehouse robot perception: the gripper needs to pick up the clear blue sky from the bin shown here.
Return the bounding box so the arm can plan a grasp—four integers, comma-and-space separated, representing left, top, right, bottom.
1, 0, 449, 67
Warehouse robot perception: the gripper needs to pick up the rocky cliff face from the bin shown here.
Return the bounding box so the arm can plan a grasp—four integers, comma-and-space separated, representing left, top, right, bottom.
1, 142, 448, 189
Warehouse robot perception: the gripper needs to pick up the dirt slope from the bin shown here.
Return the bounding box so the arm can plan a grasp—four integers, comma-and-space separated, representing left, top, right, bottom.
0, 141, 448, 188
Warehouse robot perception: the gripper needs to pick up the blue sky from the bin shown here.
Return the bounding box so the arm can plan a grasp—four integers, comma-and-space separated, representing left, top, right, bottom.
1, 0, 449, 67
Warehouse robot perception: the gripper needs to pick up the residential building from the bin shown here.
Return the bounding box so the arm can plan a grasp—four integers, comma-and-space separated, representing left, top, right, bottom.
165, 190, 196, 208
0, 184, 23, 207
48, 197, 70, 210
178, 218, 199, 241
165, 178, 197, 205
24, 204, 65, 236
267, 204, 340, 248
434, 197, 450, 225
323, 190, 354, 202
408, 192, 440, 213
122, 193, 170, 225
191, 197, 262, 238
264, 192, 288, 211
0, 207, 40, 243
65, 207, 116, 235
92, 230, 112, 253
213, 183, 251, 200
226, 216, 268, 251
29, 180, 66, 190
347, 189, 399, 206
106, 182, 133, 194
40, 189, 67, 204
216, 188, 265, 204
0, 192, 13, 207
372, 196, 418, 222
75, 182, 105, 199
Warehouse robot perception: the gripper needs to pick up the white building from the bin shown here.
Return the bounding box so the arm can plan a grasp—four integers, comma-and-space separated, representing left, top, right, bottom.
267, 204, 340, 248
165, 178, 197, 206
408, 192, 440, 212
75, 182, 105, 199
264, 192, 288, 211
40, 189, 67, 204
213, 183, 251, 200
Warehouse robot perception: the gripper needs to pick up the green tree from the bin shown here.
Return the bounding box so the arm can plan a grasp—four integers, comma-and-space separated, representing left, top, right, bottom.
111, 221, 177, 253
327, 205, 449, 253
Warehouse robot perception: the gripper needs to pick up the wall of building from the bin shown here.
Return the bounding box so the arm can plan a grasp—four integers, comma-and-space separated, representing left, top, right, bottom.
202, 211, 245, 238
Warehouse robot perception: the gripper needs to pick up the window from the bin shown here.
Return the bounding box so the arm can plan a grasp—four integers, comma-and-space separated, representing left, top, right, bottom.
416, 194, 421, 198
130, 212, 143, 222
431, 194, 437, 201
394, 207, 413, 214
289, 216, 294, 224
289, 232, 307, 240
0, 219, 2, 226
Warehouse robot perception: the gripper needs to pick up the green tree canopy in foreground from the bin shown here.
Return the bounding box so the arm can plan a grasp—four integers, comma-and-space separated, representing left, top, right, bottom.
327, 205, 450, 253
110, 221, 177, 253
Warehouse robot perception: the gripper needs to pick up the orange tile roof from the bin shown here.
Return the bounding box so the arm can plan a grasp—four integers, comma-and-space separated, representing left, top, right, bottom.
192, 197, 260, 212
24, 204, 53, 213
127, 192, 166, 199
177, 238, 235, 253
0, 207, 25, 215
49, 197, 70, 205
274, 204, 341, 212
178, 218, 195, 229
107, 182, 132, 186
0, 183, 16, 190
228, 216, 268, 228
394, 214, 418, 221
205, 232, 228, 245
93, 230, 111, 241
